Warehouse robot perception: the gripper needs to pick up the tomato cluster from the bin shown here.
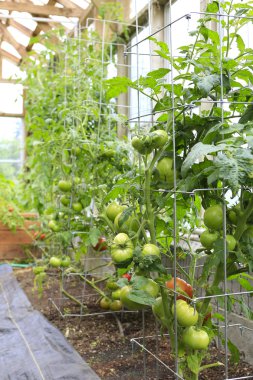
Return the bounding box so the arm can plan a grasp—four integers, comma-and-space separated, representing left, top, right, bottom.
132, 129, 169, 155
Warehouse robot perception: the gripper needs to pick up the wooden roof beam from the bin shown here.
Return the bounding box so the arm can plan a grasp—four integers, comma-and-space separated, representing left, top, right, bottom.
0, 48, 20, 64
0, 2, 84, 17
56, 0, 83, 10
8, 19, 34, 37
0, 23, 26, 57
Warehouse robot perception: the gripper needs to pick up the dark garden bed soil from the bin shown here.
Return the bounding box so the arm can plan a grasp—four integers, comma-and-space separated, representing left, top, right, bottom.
15, 268, 253, 380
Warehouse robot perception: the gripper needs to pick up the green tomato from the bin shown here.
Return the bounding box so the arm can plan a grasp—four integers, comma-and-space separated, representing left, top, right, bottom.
106, 280, 119, 291
142, 243, 160, 258
49, 256, 62, 268
172, 299, 198, 327
204, 205, 223, 231
111, 289, 122, 300
110, 300, 123, 311
226, 234, 237, 251
73, 176, 81, 185
150, 130, 169, 149
48, 220, 60, 232
156, 157, 175, 187
105, 202, 125, 222
72, 202, 83, 212
131, 135, 153, 155
200, 230, 219, 249
58, 180, 72, 192
100, 297, 111, 310
33, 266, 47, 275
114, 211, 139, 233
61, 256, 71, 267
60, 195, 70, 206
228, 210, 237, 225
111, 233, 134, 267
182, 326, 210, 350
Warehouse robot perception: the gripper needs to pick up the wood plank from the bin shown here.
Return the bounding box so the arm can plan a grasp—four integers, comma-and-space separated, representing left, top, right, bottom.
0, 2, 84, 17
0, 112, 24, 117
56, 0, 83, 10
9, 19, 34, 37
0, 48, 20, 64
0, 23, 26, 56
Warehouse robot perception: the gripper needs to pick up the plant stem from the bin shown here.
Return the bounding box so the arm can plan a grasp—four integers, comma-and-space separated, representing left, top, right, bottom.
161, 287, 175, 350
144, 165, 156, 244
234, 195, 253, 241
199, 361, 224, 372
79, 274, 107, 298
61, 286, 88, 309
198, 262, 223, 325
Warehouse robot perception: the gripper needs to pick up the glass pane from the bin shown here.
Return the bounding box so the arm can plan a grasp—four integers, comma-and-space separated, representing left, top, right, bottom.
0, 117, 24, 179
0, 83, 23, 115
129, 27, 152, 125
130, 0, 150, 19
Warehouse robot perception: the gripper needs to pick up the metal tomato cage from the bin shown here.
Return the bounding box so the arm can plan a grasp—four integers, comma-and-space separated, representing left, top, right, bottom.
126, 0, 253, 379
47, 19, 143, 324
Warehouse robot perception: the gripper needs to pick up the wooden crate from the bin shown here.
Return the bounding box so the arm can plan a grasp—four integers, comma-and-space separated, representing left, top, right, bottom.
0, 213, 41, 260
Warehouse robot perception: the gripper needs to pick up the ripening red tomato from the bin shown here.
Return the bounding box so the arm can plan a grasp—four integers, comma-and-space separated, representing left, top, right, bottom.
40, 233, 46, 240
122, 273, 132, 281
93, 237, 107, 252
165, 277, 193, 300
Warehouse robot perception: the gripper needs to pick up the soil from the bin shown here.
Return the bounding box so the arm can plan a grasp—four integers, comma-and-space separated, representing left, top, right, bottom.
15, 267, 253, 380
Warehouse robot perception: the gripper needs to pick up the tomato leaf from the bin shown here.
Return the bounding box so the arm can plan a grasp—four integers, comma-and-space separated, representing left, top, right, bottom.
87, 228, 101, 246
187, 354, 200, 375
127, 289, 156, 306
147, 68, 170, 79
227, 339, 240, 364
206, 1, 219, 13
181, 142, 226, 177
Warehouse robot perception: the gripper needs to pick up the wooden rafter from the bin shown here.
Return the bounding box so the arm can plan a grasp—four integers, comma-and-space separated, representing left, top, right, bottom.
0, 23, 26, 57
0, 48, 20, 64
0, 2, 84, 17
56, 0, 83, 10
25, 0, 61, 53
9, 19, 34, 37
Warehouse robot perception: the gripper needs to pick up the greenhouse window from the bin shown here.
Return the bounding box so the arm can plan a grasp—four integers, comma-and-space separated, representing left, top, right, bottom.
0, 117, 24, 179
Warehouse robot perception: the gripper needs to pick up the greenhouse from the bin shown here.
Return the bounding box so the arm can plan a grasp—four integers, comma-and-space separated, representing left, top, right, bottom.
0, 0, 253, 379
